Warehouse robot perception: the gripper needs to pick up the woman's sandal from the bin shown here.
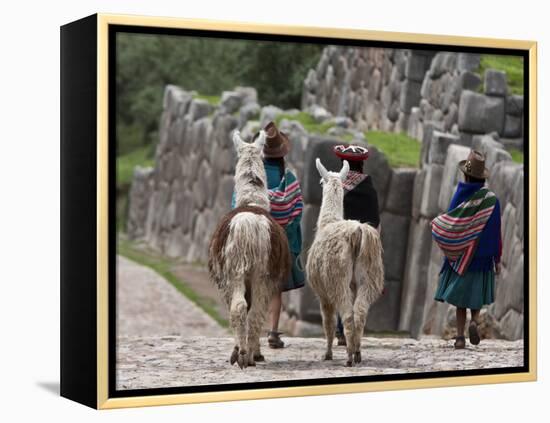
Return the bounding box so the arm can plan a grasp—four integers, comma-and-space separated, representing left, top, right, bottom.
267, 331, 285, 349
469, 321, 481, 345
454, 336, 466, 349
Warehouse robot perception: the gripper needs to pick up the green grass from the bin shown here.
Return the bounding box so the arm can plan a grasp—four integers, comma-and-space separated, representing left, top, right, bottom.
193, 93, 221, 106
510, 148, 524, 164
276, 113, 421, 168
479, 55, 524, 95
364, 131, 421, 168
117, 145, 155, 190
118, 238, 228, 328
275, 111, 335, 134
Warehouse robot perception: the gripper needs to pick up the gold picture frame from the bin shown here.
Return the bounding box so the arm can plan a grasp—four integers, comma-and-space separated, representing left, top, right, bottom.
60, 13, 537, 409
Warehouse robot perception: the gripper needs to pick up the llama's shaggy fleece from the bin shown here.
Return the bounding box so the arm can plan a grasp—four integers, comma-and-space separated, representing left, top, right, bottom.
306, 159, 384, 367
208, 131, 291, 368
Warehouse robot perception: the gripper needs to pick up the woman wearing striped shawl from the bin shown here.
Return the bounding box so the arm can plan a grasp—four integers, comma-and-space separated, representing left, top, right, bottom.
232, 122, 305, 349
431, 150, 502, 349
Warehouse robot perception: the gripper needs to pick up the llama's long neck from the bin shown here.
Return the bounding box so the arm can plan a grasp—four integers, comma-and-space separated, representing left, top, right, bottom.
317, 180, 344, 229
234, 154, 270, 210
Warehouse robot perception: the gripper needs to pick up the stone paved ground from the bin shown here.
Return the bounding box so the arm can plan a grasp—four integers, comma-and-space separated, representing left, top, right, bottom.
116, 256, 227, 338
116, 335, 524, 390
116, 255, 523, 391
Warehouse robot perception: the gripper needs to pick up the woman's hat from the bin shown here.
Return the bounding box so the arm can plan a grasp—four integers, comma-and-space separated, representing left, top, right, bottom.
458, 149, 489, 179
256, 121, 290, 158
333, 144, 369, 161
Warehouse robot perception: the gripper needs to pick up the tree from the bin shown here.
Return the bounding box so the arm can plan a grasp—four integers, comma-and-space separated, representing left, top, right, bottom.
115, 32, 323, 157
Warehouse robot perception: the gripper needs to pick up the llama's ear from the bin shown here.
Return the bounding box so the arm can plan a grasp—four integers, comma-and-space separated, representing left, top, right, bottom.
339, 160, 350, 182
316, 158, 329, 182
254, 130, 266, 151
232, 130, 244, 151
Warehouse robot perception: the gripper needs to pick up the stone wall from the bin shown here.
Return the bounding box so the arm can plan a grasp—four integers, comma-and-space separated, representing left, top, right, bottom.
303, 48, 525, 153
299, 46, 526, 340
127, 84, 416, 333
302, 47, 434, 133
127, 85, 240, 263
128, 57, 525, 340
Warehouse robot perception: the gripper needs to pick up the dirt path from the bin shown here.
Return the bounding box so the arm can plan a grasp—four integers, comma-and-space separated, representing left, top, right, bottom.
116, 255, 227, 338
116, 335, 524, 390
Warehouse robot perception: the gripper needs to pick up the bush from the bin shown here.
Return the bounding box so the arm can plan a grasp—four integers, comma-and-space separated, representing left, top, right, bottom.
116, 33, 322, 157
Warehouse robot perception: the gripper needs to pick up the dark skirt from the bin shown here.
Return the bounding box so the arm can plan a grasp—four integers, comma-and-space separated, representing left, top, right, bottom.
282, 252, 305, 292
434, 265, 495, 309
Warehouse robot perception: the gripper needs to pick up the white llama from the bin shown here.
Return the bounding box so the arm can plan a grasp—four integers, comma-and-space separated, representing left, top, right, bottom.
306, 158, 384, 367
208, 130, 291, 369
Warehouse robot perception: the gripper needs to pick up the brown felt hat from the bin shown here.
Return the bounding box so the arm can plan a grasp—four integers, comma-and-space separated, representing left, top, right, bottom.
260, 121, 290, 158
458, 149, 489, 179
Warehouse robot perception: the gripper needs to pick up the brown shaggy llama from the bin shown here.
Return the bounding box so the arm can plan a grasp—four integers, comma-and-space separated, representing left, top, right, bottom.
306, 159, 384, 367
208, 130, 291, 369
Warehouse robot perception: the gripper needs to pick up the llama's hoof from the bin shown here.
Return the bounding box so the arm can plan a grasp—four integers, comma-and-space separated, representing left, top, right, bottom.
237, 350, 248, 369
323, 351, 333, 361
345, 360, 353, 367
253, 353, 265, 362
353, 351, 362, 363
230, 346, 239, 365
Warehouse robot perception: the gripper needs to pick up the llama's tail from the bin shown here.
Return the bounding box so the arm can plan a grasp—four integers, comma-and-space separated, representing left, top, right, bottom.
224, 211, 271, 276
352, 224, 385, 303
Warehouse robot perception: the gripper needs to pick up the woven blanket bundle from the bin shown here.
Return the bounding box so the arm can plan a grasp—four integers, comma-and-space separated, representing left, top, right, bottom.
268, 169, 303, 226
431, 188, 496, 275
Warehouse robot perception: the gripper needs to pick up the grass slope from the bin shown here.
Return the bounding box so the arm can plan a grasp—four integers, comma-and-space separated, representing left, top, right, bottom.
118, 238, 228, 328
365, 131, 421, 168
275, 111, 336, 134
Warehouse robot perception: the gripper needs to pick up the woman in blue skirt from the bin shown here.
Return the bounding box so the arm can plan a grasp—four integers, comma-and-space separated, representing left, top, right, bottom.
432, 150, 502, 349
232, 121, 305, 350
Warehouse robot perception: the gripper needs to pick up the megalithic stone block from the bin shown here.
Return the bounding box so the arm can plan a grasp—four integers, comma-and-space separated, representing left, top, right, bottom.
363, 145, 392, 211
456, 53, 481, 72
420, 120, 444, 165
384, 168, 417, 216
459, 71, 482, 91
503, 114, 522, 138
302, 135, 343, 204
380, 212, 411, 281
506, 95, 524, 117
458, 90, 505, 135
400, 79, 423, 113
420, 164, 445, 218
398, 217, 433, 337
484, 69, 508, 97
428, 131, 460, 165
366, 279, 402, 332
438, 144, 471, 211
405, 51, 434, 82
